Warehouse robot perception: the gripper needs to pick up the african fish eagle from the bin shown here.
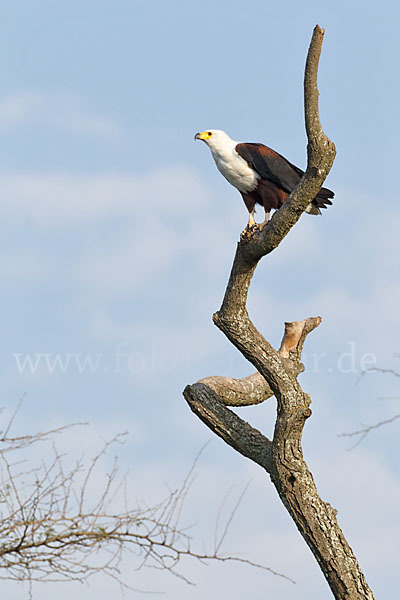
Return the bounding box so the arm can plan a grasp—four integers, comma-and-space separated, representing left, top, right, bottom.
194, 129, 334, 228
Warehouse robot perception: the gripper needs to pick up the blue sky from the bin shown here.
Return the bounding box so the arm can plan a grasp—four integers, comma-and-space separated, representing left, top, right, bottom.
1, 1, 399, 598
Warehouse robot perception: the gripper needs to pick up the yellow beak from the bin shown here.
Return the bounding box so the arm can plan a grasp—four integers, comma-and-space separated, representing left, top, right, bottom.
194, 131, 209, 141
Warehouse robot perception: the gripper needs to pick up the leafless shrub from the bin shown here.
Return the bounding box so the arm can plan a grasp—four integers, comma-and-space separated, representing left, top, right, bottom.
0, 401, 288, 597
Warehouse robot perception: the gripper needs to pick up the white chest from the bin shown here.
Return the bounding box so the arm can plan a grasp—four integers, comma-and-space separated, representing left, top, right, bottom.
213, 150, 259, 193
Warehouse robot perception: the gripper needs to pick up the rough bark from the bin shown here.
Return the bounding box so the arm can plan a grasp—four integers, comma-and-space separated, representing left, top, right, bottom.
184, 25, 374, 600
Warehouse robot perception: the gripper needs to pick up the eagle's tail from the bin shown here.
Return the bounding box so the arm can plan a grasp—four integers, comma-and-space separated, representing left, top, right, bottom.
308, 185, 334, 215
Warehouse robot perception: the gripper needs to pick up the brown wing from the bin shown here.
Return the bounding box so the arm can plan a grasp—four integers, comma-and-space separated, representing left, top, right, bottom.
235, 143, 304, 193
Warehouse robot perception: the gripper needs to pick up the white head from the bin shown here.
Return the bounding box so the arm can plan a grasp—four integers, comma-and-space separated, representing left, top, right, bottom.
194, 129, 237, 157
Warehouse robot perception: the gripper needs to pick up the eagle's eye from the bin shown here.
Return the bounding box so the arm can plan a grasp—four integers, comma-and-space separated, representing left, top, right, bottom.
207, 131, 212, 137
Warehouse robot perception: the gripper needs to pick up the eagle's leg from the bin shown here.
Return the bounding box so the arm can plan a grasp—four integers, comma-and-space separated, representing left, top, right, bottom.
261, 210, 270, 228
240, 210, 257, 238
254, 210, 270, 231
248, 210, 256, 228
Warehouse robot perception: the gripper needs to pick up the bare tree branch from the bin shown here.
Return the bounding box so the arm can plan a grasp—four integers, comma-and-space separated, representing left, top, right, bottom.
365, 367, 400, 378
338, 414, 400, 450
340, 365, 400, 448
198, 317, 322, 407
184, 25, 375, 600
197, 373, 273, 406
0, 407, 289, 596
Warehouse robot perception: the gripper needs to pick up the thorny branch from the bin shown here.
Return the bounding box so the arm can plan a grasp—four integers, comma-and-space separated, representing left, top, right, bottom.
184, 25, 375, 600
0, 404, 287, 597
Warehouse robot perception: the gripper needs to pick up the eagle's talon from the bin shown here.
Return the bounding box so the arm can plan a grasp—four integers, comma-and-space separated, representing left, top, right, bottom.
240, 223, 259, 239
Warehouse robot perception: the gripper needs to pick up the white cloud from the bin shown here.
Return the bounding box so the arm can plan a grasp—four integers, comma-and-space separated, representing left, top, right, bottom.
0, 250, 51, 286
0, 166, 213, 225
76, 222, 181, 297
0, 165, 240, 309
1, 170, 398, 378
0, 91, 43, 129
0, 90, 122, 137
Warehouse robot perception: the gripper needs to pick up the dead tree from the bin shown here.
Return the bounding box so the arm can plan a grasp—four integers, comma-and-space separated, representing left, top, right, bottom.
184, 26, 375, 600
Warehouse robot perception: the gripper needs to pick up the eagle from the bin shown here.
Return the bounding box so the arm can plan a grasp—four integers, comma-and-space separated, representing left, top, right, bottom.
195, 129, 334, 228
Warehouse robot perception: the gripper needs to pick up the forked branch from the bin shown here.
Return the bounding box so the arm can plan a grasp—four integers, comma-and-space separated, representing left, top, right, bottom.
184, 25, 375, 600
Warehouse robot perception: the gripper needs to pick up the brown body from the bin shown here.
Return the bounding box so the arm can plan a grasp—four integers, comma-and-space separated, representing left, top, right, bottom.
241, 178, 289, 215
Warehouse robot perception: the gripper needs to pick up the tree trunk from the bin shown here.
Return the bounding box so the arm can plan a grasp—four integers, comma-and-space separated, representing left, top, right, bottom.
184, 25, 375, 600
